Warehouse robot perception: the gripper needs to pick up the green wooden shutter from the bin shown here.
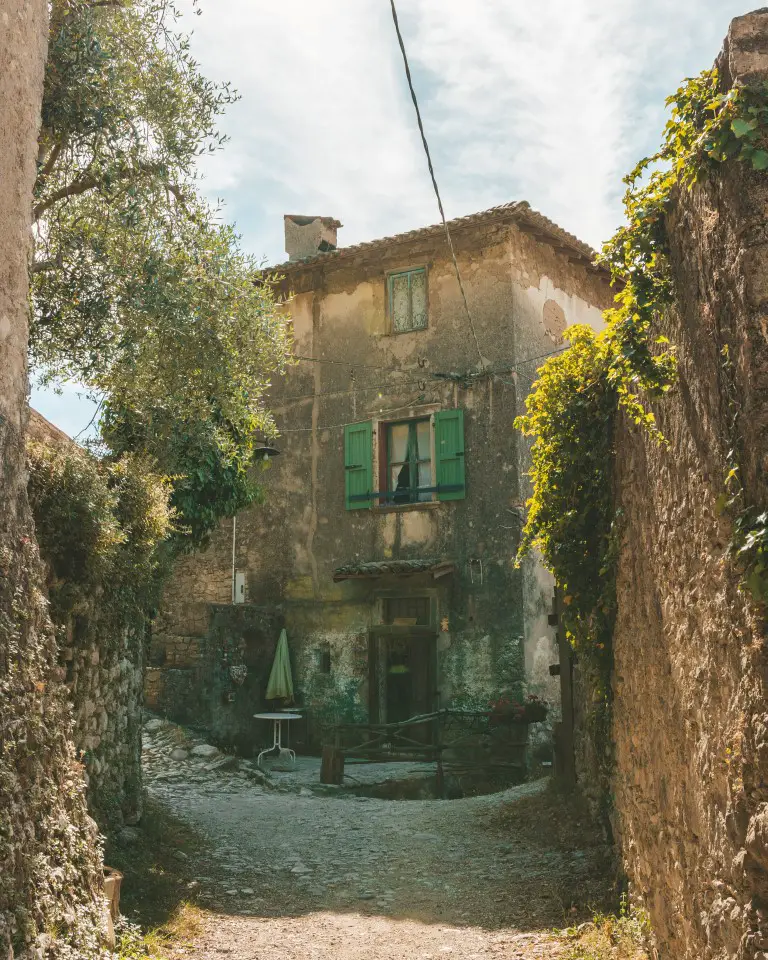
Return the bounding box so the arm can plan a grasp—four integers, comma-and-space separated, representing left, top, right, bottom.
344, 421, 373, 510
434, 409, 465, 501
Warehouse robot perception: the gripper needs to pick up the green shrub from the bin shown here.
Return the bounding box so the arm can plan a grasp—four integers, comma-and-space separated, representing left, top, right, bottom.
27, 442, 173, 635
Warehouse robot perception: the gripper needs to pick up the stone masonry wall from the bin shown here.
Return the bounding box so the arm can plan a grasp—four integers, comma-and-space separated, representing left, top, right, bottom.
28, 410, 146, 828
64, 630, 146, 827
610, 13, 768, 960
0, 4, 104, 955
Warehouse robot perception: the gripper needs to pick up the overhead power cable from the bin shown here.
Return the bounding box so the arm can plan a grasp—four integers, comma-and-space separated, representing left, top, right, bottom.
278, 346, 566, 405
388, 0, 485, 371
293, 354, 420, 374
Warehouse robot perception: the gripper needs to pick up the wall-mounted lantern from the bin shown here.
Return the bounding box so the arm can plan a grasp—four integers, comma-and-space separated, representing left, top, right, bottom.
253, 444, 281, 463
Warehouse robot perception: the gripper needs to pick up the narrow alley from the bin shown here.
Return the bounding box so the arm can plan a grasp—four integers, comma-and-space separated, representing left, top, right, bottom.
133, 719, 616, 960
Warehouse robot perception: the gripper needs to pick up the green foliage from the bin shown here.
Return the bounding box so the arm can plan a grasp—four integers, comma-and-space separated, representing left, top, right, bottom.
32, 0, 292, 530
514, 326, 618, 759
102, 403, 267, 550
516, 67, 768, 749
563, 894, 651, 960
734, 510, 768, 602
26, 440, 173, 638
598, 69, 768, 436
718, 344, 768, 604
516, 326, 617, 649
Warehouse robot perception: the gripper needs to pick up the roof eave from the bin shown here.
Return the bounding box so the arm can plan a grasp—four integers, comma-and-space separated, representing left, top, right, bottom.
260, 201, 609, 280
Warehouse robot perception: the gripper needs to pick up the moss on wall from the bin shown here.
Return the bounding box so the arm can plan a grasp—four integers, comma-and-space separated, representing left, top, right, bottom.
297, 631, 368, 743
201, 604, 283, 752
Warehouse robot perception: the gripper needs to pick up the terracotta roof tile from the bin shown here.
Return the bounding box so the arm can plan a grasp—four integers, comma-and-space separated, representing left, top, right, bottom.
333, 558, 455, 582
266, 201, 605, 275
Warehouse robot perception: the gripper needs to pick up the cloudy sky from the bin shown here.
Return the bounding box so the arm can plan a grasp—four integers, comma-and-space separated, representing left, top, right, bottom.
34, 0, 749, 435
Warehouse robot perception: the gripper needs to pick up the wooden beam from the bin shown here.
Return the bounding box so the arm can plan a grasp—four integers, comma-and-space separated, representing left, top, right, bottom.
368, 625, 437, 638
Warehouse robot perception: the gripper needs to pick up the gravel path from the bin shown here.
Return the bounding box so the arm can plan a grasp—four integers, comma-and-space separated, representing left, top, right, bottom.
142, 719, 607, 959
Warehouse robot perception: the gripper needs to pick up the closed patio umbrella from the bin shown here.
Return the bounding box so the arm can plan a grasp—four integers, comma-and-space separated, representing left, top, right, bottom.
266, 628, 294, 703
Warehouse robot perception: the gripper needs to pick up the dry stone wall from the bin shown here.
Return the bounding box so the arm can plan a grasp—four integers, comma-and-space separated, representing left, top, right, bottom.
609, 12, 768, 960
28, 412, 146, 829
63, 631, 145, 827
0, 4, 104, 956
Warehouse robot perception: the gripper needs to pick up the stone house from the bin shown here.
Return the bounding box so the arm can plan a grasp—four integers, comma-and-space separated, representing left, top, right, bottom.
147, 202, 613, 751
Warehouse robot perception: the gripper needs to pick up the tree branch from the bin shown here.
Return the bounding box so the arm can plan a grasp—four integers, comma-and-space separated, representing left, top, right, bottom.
31, 255, 64, 275
33, 161, 166, 219
35, 141, 65, 194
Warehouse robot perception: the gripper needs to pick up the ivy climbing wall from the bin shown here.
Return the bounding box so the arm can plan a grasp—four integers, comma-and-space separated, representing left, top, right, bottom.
26, 411, 172, 831
610, 12, 768, 960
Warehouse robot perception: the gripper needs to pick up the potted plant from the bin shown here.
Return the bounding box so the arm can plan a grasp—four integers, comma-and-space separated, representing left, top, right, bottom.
488, 693, 548, 725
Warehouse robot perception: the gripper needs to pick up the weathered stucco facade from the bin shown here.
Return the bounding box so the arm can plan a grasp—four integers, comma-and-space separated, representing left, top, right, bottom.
149, 203, 612, 751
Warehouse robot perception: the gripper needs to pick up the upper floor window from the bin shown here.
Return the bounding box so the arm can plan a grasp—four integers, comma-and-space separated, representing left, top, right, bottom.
343, 410, 465, 510
387, 418, 432, 504
388, 267, 428, 333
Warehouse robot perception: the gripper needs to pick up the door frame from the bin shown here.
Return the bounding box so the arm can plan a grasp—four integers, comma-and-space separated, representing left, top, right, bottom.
368, 624, 438, 726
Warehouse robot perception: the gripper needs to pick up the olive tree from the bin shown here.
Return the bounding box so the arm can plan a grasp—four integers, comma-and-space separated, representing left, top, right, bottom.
32, 0, 292, 543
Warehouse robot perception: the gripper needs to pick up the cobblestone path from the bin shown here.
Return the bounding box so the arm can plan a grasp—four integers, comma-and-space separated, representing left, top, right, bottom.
142, 719, 610, 960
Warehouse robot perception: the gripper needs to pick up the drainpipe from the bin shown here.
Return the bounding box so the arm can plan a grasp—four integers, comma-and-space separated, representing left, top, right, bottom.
231, 514, 237, 603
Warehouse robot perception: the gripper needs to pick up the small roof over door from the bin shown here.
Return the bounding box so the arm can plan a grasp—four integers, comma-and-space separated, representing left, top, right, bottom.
332, 558, 455, 582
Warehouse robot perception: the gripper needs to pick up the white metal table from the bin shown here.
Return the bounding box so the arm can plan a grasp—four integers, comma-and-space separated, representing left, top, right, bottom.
254, 712, 302, 769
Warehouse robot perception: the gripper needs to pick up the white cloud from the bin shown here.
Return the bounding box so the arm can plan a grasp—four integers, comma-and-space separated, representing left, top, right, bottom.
36, 0, 752, 435
188, 0, 437, 259
187, 0, 749, 257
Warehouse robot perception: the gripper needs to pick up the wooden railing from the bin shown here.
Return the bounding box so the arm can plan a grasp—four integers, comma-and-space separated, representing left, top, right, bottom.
320, 709, 529, 789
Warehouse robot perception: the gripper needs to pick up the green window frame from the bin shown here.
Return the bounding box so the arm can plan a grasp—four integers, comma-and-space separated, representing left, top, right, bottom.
386, 418, 432, 505
434, 409, 465, 501
343, 411, 465, 510
388, 267, 428, 333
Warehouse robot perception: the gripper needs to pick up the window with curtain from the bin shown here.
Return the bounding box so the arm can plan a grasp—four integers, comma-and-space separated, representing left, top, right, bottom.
387, 418, 432, 504
388, 267, 428, 333
343, 411, 465, 509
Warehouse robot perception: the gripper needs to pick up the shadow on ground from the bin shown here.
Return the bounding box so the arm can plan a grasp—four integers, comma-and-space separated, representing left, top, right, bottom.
104, 796, 208, 932
108, 780, 618, 939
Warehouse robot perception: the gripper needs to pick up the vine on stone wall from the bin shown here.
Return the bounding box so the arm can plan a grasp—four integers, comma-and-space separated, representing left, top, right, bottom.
27, 443, 173, 637
515, 68, 768, 728
718, 344, 768, 604
26, 441, 173, 824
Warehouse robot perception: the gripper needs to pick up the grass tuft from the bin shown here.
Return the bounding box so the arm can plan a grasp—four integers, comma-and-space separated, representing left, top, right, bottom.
114, 903, 208, 959
562, 895, 651, 960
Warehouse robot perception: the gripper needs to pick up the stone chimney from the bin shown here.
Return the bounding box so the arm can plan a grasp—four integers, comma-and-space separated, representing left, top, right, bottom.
284, 215, 342, 261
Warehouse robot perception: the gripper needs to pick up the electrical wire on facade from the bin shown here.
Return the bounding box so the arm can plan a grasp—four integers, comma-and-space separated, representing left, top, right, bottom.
274, 347, 567, 409
274, 346, 566, 434
279, 393, 437, 433
388, 0, 485, 372
491, 345, 569, 389
280, 345, 567, 405
293, 354, 421, 374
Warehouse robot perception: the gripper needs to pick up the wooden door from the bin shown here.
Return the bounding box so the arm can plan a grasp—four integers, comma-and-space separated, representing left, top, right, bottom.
369, 629, 436, 739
